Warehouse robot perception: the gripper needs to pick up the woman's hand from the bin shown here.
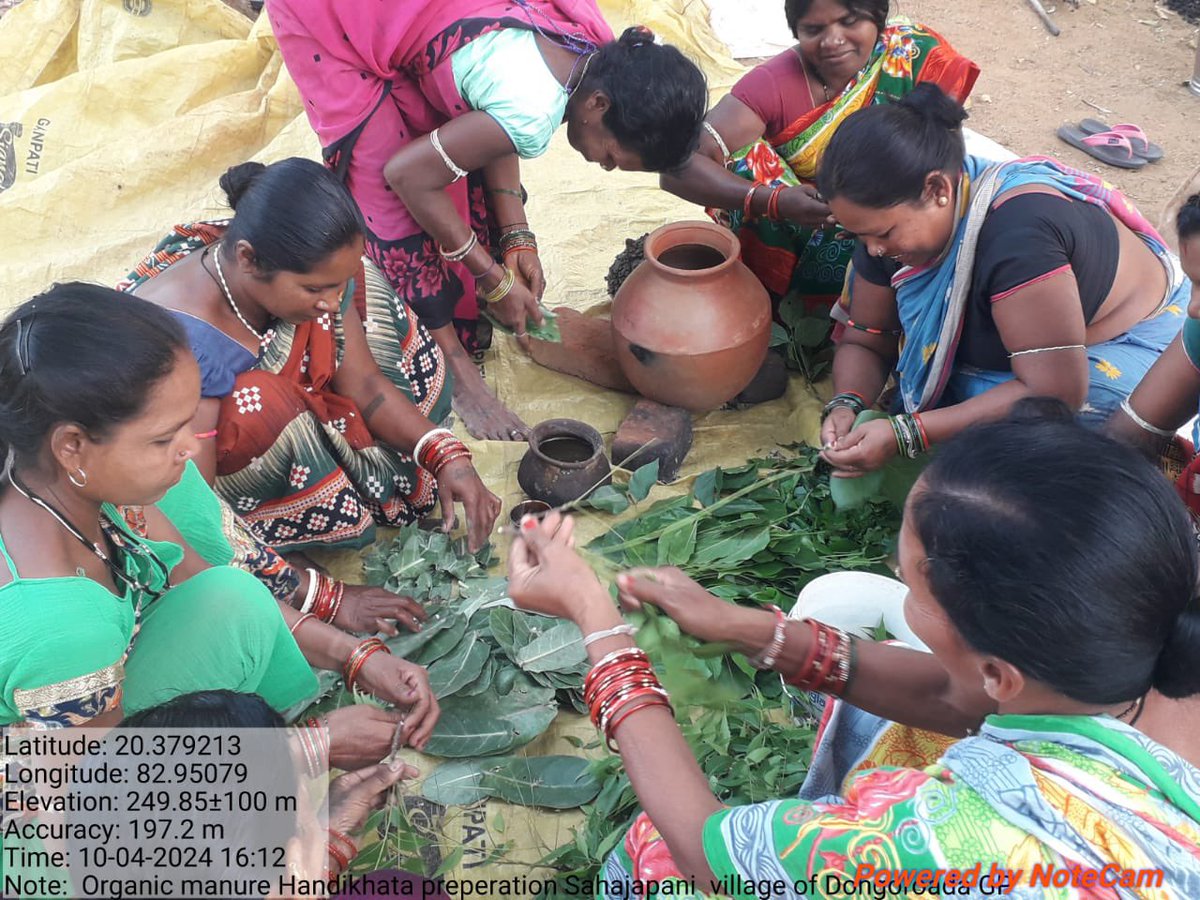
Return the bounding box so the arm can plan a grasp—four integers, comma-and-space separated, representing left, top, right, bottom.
324, 704, 411, 770
505, 249, 545, 304
334, 585, 427, 637
822, 416, 898, 475
355, 654, 439, 751
507, 513, 607, 623
819, 406, 857, 452
327, 758, 419, 839
436, 458, 501, 554
615, 568, 745, 644
484, 275, 542, 349
777, 186, 836, 229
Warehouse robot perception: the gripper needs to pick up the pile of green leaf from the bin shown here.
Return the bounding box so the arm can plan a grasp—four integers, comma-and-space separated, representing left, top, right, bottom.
307, 525, 592, 759
315, 449, 904, 882
538, 446, 903, 879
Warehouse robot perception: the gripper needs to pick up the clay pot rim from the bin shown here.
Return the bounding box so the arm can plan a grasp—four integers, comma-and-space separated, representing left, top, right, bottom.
526, 418, 607, 471
643, 220, 740, 278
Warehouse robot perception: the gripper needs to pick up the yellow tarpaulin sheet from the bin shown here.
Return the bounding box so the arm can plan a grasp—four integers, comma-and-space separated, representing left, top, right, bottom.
0, 0, 823, 889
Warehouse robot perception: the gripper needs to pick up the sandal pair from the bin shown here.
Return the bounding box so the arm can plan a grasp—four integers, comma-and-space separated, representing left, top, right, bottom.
1056, 119, 1164, 170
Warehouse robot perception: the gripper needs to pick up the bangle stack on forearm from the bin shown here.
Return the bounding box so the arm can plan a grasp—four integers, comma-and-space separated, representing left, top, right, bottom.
584, 647, 673, 752
414, 426, 473, 476
821, 391, 867, 422
889, 413, 930, 458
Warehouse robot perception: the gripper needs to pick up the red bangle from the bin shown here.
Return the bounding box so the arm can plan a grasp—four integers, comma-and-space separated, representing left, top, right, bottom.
605, 696, 672, 751
912, 412, 930, 451
343, 638, 390, 690
326, 841, 351, 874
742, 185, 759, 221
785, 618, 822, 688
766, 185, 785, 221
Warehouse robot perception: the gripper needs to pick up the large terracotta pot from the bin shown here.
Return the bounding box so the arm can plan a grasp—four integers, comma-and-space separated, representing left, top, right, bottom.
517, 419, 612, 507
611, 221, 772, 412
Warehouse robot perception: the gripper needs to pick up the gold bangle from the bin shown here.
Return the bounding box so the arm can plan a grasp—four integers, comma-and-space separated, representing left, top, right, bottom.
482, 266, 516, 304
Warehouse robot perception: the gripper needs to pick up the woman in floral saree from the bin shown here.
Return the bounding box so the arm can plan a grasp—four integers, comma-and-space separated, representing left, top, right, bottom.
662, 0, 978, 312
507, 404, 1200, 897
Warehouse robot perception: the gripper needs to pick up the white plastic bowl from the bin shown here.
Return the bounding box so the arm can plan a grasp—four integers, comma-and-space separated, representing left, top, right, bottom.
789, 571, 930, 652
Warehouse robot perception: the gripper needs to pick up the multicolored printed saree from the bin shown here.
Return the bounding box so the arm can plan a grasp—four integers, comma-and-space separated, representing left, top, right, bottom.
717, 23, 979, 309
603, 711, 1200, 899
120, 223, 451, 551
853, 155, 1187, 418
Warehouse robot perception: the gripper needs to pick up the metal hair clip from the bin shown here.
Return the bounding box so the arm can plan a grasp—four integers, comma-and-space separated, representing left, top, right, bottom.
15, 313, 34, 376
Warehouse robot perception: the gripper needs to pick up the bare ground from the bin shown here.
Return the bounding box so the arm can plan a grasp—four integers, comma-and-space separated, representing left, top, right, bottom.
899, 0, 1198, 231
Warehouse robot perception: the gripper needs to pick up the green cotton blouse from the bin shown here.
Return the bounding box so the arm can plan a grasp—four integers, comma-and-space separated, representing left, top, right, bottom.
1182, 316, 1200, 371
451, 28, 568, 159
0, 505, 182, 725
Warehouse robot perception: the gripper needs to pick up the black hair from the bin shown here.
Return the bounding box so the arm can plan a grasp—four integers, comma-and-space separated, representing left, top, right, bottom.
0, 283, 187, 468
120, 690, 285, 728
1178, 193, 1200, 242
579, 27, 708, 172
817, 83, 968, 208
785, 0, 888, 35
219, 157, 366, 274
910, 398, 1200, 704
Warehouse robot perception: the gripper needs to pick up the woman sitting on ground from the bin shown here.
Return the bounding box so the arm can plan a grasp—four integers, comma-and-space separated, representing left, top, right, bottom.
816, 85, 1186, 476
1108, 194, 1200, 513
268, 0, 709, 440
121, 157, 499, 554
662, 0, 977, 312
507, 405, 1200, 895
0, 286, 438, 750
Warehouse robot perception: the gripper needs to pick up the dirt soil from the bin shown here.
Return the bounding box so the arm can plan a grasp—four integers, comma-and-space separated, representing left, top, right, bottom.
895, 0, 1198, 232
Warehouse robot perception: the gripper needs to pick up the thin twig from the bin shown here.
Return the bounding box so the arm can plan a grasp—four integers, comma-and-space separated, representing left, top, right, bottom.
1082, 98, 1114, 115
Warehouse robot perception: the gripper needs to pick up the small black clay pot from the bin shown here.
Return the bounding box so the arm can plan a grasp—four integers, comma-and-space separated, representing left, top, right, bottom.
517, 419, 612, 507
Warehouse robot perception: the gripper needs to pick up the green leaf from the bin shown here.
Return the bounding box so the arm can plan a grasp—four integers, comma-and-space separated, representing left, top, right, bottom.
383, 609, 455, 659
480, 756, 601, 809
423, 680, 557, 757
426, 632, 490, 698
585, 485, 630, 514
691, 468, 722, 507
456, 656, 497, 697
413, 614, 469, 665
690, 527, 771, 568
627, 460, 660, 500
778, 291, 807, 329
515, 621, 586, 673
433, 846, 465, 878
828, 411, 927, 510
768, 323, 789, 348
656, 519, 697, 567
420, 759, 493, 806
792, 316, 832, 347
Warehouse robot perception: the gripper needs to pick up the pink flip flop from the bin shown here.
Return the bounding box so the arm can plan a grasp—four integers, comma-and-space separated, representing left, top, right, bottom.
1078, 119, 1164, 162
1056, 124, 1148, 170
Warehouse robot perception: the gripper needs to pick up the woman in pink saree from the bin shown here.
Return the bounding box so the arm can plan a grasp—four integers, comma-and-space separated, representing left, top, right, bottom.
268, 0, 708, 439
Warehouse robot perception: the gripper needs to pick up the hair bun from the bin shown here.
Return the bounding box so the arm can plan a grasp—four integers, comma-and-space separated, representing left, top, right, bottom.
218, 161, 268, 211
899, 83, 968, 130
1152, 607, 1200, 699
618, 25, 655, 47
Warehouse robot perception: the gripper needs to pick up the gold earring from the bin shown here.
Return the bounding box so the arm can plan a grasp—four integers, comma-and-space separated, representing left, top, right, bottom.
69, 467, 88, 488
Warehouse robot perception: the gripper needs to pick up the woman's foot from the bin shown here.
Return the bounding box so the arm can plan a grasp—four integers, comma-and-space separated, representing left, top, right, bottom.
431, 321, 528, 441
451, 363, 529, 441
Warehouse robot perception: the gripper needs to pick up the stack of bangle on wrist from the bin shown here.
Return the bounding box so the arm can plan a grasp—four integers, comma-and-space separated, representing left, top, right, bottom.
310, 572, 345, 623
498, 229, 537, 255
481, 266, 516, 304
414, 426, 472, 477
438, 232, 478, 263
326, 828, 358, 881
584, 647, 673, 752
821, 391, 867, 422
785, 619, 856, 696
343, 638, 390, 691
294, 716, 329, 778
889, 412, 930, 458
